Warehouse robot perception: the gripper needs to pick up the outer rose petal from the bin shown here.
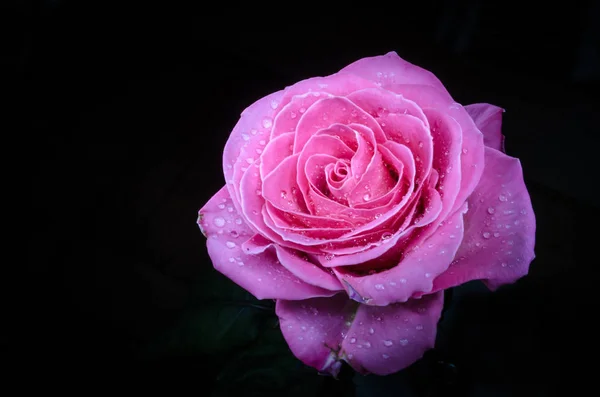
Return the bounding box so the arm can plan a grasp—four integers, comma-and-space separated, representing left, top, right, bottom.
465, 103, 505, 152
339, 51, 450, 97
333, 203, 467, 305
198, 186, 336, 300
276, 291, 443, 376
431, 147, 536, 292
223, 90, 285, 216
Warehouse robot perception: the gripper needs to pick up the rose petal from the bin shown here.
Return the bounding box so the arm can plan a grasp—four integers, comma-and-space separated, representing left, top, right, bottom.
465, 103, 505, 152
199, 186, 335, 300
390, 84, 485, 216
262, 154, 307, 213
339, 51, 450, 96
431, 147, 536, 292
333, 202, 466, 305
271, 91, 334, 140
223, 90, 284, 215
294, 97, 386, 152
260, 132, 294, 179
274, 246, 343, 291
276, 291, 443, 376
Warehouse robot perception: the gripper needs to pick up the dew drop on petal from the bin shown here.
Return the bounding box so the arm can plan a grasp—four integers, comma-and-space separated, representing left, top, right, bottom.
487, 207, 495, 214
350, 337, 356, 344
383, 340, 393, 347
499, 194, 508, 202
213, 217, 225, 227
399, 339, 409, 346
262, 118, 273, 129
375, 284, 385, 290
369, 328, 375, 335
226, 241, 236, 248
482, 232, 491, 239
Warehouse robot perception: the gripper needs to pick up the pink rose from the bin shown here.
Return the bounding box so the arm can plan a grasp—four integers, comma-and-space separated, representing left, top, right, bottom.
197, 52, 535, 376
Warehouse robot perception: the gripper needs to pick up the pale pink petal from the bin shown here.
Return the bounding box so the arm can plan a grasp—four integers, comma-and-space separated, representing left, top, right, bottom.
198, 186, 335, 300
333, 203, 467, 305
276, 291, 443, 376
223, 91, 284, 215
431, 147, 536, 292
339, 51, 450, 96
348, 123, 376, 183
465, 103, 505, 152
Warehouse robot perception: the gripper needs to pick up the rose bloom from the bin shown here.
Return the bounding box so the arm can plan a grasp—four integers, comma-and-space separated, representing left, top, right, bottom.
198, 52, 535, 376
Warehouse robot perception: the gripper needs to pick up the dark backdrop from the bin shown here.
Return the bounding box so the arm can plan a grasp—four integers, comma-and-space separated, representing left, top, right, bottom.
12, 1, 600, 395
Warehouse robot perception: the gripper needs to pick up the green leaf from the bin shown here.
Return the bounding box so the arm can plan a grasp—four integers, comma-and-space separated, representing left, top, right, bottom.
211, 325, 325, 397
141, 269, 275, 360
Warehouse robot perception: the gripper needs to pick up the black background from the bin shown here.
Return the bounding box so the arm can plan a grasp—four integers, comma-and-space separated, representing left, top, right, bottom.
12, 0, 600, 395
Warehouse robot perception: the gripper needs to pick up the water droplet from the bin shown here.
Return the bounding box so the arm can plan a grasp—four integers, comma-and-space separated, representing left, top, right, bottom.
400, 278, 407, 284
416, 324, 423, 330
363, 193, 371, 201
418, 141, 423, 148
382, 353, 390, 359
462, 148, 468, 154
237, 261, 244, 266
389, 281, 397, 286
347, 354, 354, 360
350, 337, 356, 344
290, 111, 297, 119
499, 194, 508, 202
493, 232, 500, 238
369, 327, 375, 335
375, 284, 385, 290
226, 241, 236, 248
375, 213, 382, 219
399, 339, 409, 346
383, 340, 393, 347
262, 118, 273, 129
425, 272, 432, 278
487, 207, 495, 214
280, 190, 287, 199
299, 107, 306, 113
255, 189, 261, 195
501, 262, 508, 267
364, 342, 371, 348
256, 148, 263, 154
230, 230, 239, 238
228, 257, 235, 262
381, 232, 393, 241
218, 204, 225, 209
520, 209, 527, 215
241, 133, 250, 141
482, 232, 491, 239
227, 206, 234, 212
270, 100, 278, 109
301, 326, 306, 331
213, 217, 225, 227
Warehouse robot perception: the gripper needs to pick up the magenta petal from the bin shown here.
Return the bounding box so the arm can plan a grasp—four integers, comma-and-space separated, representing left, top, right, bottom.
431, 147, 536, 292
274, 246, 343, 291
276, 291, 444, 376
262, 155, 307, 213
465, 103, 505, 152
333, 204, 466, 305
339, 51, 450, 97
198, 186, 336, 300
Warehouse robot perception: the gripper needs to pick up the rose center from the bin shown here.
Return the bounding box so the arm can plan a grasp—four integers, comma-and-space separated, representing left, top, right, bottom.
330, 159, 350, 183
